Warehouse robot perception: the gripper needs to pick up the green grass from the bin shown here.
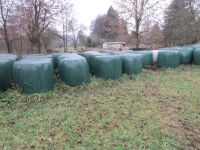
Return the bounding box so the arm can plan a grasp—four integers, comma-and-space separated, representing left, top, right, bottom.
0, 65, 200, 149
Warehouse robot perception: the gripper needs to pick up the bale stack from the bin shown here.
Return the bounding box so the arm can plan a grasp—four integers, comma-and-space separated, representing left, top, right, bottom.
120, 54, 143, 75
58, 54, 90, 86
13, 58, 54, 94
0, 54, 17, 91
158, 50, 181, 68
93, 55, 122, 80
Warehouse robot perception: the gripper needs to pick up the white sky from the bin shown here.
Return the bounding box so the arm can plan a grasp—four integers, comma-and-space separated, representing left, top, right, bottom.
71, 0, 172, 34
72, 0, 113, 30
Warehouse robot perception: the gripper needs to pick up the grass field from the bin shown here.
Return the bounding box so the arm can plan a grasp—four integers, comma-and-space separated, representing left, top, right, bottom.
0, 66, 200, 150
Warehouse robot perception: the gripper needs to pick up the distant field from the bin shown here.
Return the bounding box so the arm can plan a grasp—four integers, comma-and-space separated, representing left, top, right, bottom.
0, 66, 200, 149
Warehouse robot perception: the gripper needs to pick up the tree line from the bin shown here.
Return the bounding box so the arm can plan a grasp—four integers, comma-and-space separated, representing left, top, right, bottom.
0, 0, 200, 54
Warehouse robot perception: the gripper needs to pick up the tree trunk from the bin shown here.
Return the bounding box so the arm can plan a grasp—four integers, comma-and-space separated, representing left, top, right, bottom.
135, 19, 140, 49
3, 23, 12, 53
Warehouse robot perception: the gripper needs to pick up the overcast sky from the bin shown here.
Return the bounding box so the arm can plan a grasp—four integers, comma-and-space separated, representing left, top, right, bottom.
72, 0, 113, 30
71, 0, 171, 33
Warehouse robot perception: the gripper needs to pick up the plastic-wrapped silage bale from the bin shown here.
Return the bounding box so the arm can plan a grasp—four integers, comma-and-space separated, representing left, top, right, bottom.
13, 58, 54, 94
158, 50, 181, 68
0, 54, 17, 91
193, 47, 200, 65
120, 54, 143, 75
58, 56, 90, 86
134, 51, 153, 68
179, 47, 193, 64
80, 51, 108, 74
93, 55, 122, 80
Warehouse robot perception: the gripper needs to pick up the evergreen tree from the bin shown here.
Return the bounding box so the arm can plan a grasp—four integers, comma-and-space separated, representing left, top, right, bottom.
164, 0, 200, 45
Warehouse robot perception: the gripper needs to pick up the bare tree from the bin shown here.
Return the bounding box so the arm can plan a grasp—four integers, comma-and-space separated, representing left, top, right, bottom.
16, 0, 61, 53
60, 0, 73, 52
115, 0, 161, 48
0, 0, 14, 53
68, 18, 86, 50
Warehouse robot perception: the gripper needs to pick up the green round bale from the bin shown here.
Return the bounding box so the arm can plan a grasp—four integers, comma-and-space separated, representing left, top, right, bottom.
13, 59, 54, 94
93, 55, 122, 80
179, 47, 193, 64
58, 56, 90, 86
80, 51, 107, 75
158, 51, 181, 68
134, 51, 153, 68
193, 47, 200, 65
0, 54, 17, 91
120, 54, 143, 75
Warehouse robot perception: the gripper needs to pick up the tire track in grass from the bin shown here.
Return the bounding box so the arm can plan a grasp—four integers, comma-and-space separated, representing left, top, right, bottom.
148, 83, 200, 150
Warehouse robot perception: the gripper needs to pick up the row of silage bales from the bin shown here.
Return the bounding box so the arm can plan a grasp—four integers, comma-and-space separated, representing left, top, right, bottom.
0, 54, 17, 91
13, 54, 54, 94
58, 53, 91, 86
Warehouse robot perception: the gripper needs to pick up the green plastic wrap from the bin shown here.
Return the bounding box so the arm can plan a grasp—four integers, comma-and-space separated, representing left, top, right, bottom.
120, 54, 143, 75
134, 51, 153, 68
0, 54, 17, 91
193, 47, 200, 65
58, 56, 90, 86
179, 47, 193, 64
13, 59, 54, 94
93, 55, 122, 80
22, 54, 53, 59
80, 51, 107, 74
158, 51, 181, 68
52, 53, 64, 68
